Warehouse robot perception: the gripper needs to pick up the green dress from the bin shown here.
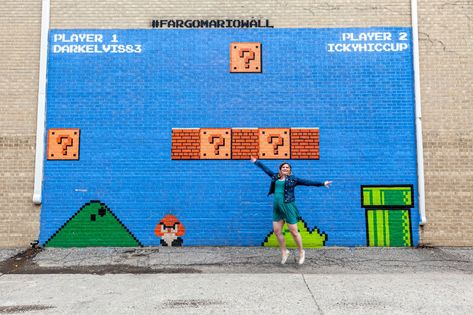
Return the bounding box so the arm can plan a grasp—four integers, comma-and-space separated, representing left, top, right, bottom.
273, 179, 300, 224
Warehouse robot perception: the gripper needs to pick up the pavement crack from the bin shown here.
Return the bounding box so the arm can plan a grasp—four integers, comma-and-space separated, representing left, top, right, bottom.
301, 273, 324, 315
61, 250, 73, 265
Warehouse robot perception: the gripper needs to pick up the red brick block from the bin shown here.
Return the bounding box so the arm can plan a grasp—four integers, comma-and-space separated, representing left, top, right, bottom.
231, 128, 259, 160
171, 129, 200, 160
290, 128, 320, 160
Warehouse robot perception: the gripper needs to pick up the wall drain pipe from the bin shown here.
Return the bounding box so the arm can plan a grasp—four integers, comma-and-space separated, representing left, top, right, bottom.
33, 0, 50, 205
411, 0, 427, 225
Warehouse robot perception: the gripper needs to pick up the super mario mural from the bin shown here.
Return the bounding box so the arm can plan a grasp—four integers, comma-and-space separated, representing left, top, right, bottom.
39, 27, 419, 247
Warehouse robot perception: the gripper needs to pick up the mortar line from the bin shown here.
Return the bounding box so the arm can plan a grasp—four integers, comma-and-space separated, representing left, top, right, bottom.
301, 273, 324, 315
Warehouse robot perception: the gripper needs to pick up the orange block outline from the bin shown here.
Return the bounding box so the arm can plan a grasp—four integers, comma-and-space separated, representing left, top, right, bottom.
200, 128, 232, 159
47, 128, 80, 160
258, 128, 290, 159
230, 42, 262, 73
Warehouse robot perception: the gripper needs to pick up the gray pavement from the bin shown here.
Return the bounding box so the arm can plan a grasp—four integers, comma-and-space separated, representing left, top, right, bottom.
0, 249, 22, 263
11, 246, 473, 274
1, 247, 473, 314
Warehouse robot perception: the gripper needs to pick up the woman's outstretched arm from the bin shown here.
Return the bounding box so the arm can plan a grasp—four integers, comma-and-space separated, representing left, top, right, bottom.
295, 177, 332, 188
250, 156, 275, 177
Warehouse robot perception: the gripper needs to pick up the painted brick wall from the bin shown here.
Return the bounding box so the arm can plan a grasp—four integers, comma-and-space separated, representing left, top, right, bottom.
40, 28, 418, 247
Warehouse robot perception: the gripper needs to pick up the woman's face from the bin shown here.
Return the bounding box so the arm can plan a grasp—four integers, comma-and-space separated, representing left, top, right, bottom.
280, 163, 291, 176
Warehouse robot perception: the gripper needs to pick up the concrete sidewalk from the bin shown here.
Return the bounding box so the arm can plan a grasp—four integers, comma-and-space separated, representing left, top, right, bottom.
1, 246, 472, 274
2, 273, 472, 314
1, 247, 472, 314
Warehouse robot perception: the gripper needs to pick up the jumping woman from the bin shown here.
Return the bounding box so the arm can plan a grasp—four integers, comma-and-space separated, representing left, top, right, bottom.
251, 156, 332, 265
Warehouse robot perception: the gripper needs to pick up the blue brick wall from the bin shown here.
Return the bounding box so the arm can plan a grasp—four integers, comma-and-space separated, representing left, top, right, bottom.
40, 28, 418, 246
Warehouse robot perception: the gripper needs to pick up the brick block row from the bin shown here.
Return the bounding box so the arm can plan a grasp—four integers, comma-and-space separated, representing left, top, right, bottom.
171, 128, 319, 160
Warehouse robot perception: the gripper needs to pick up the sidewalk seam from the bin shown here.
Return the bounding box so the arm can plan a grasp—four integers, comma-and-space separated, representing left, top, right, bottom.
301, 273, 324, 315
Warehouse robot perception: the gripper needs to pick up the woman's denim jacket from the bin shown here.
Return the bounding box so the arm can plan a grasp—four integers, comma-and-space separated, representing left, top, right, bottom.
254, 160, 323, 203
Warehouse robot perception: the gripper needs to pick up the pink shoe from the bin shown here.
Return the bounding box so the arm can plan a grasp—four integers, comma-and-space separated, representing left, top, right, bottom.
281, 250, 290, 264
298, 250, 306, 265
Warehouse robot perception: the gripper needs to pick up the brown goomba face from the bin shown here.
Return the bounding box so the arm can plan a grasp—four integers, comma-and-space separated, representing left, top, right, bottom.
154, 214, 185, 247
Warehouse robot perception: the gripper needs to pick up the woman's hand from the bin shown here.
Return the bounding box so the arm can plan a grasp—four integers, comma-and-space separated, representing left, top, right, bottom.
250, 156, 257, 163
324, 181, 332, 188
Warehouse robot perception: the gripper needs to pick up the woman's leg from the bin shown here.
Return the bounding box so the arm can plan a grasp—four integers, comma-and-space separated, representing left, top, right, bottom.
287, 223, 303, 254
272, 220, 287, 255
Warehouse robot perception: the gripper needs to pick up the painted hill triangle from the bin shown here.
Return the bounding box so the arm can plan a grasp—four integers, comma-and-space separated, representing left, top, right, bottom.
44, 201, 142, 247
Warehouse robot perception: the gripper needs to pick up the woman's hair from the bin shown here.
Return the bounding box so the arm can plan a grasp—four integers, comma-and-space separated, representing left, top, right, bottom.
278, 162, 292, 177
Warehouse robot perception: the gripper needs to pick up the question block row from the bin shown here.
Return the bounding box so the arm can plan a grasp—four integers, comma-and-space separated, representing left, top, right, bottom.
47, 127, 319, 161
171, 128, 320, 160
